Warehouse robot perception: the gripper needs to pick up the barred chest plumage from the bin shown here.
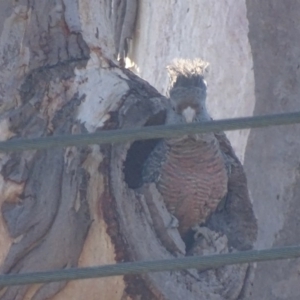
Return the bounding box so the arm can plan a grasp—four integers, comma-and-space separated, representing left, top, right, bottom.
157, 134, 228, 238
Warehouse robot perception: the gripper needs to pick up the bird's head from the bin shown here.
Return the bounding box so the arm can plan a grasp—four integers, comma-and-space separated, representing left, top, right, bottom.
166, 58, 210, 124
168, 81, 209, 124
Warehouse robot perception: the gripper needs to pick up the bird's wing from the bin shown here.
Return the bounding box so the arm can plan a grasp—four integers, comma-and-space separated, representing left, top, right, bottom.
142, 140, 167, 184
208, 131, 258, 250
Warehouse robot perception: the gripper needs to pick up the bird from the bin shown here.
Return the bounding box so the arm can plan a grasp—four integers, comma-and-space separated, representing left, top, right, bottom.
142, 58, 229, 246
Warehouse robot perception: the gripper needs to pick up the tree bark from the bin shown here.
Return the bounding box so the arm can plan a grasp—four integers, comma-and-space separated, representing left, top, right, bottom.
0, 1, 258, 300
245, 1, 300, 299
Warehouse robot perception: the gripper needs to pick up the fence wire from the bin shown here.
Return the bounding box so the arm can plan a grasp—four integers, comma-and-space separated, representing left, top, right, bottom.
0, 112, 300, 152
0, 245, 300, 286
1, 112, 300, 287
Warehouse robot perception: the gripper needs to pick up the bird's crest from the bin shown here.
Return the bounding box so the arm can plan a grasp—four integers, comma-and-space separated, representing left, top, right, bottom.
167, 58, 209, 91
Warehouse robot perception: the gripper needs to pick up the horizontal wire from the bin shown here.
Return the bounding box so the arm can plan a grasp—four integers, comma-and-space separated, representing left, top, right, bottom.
0, 114, 299, 285
0, 245, 300, 286
0, 112, 299, 152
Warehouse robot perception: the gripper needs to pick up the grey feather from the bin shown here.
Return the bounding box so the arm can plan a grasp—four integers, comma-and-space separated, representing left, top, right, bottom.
142, 141, 167, 184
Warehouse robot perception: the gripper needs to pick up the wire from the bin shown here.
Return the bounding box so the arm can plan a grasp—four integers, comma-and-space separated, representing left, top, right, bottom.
0, 245, 300, 286
1, 113, 300, 286
0, 112, 300, 152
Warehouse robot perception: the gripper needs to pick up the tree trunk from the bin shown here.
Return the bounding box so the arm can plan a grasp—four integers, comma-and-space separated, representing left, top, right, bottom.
245, 1, 300, 299
0, 1, 263, 300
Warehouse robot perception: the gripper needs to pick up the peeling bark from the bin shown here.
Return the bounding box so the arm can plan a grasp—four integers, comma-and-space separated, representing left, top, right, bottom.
0, 1, 257, 299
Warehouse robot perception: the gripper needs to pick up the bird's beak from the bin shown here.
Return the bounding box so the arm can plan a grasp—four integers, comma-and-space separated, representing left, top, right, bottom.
182, 106, 196, 123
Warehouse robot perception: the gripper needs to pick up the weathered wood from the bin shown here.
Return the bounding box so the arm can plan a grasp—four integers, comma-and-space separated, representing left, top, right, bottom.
113, 0, 138, 63
108, 90, 257, 300
0, 1, 257, 299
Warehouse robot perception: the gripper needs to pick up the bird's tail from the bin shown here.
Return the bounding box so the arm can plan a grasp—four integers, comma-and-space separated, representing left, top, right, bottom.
167, 58, 209, 92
